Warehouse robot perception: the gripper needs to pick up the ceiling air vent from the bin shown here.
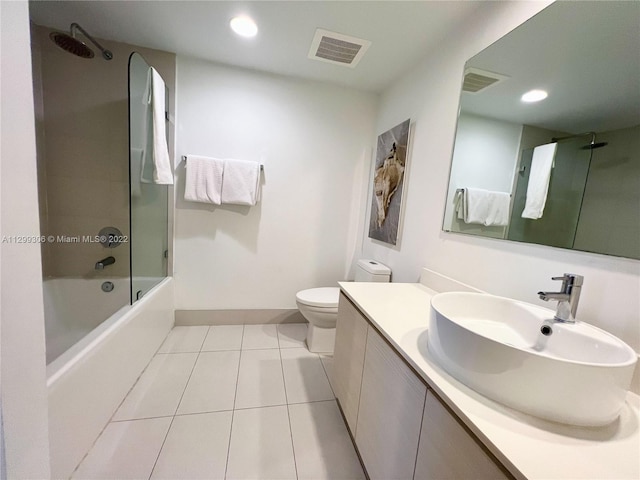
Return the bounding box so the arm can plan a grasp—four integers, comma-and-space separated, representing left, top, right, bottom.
462, 68, 509, 93
308, 29, 371, 68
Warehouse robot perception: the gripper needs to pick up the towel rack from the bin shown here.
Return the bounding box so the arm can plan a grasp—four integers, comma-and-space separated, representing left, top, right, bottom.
182, 155, 263, 172
455, 187, 512, 198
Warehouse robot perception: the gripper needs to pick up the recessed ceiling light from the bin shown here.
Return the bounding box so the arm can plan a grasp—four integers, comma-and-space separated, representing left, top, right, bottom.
521, 89, 548, 103
230, 16, 258, 38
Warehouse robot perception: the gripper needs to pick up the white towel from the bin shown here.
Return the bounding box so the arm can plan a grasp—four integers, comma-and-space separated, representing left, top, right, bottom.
144, 67, 173, 185
458, 188, 511, 226
184, 155, 224, 205
521, 143, 557, 219
221, 159, 260, 206
130, 148, 145, 197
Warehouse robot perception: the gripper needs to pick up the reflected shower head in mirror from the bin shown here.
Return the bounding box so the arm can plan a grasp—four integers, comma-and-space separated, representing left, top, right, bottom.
49, 23, 113, 60
581, 142, 609, 150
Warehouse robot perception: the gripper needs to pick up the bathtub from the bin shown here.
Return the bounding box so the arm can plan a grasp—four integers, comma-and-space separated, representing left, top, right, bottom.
46, 277, 174, 479
43, 278, 130, 365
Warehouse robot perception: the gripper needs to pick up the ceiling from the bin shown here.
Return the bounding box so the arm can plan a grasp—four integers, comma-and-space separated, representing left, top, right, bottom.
29, 0, 484, 93
461, 1, 640, 134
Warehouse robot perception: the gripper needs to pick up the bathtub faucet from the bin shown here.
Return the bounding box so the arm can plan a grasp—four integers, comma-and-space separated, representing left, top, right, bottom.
95, 256, 116, 270
538, 273, 583, 323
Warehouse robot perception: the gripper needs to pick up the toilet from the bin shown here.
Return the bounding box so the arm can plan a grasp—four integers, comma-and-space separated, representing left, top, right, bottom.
296, 259, 391, 353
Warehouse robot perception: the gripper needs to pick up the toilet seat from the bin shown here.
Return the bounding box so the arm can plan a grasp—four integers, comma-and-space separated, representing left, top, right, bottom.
295, 287, 340, 309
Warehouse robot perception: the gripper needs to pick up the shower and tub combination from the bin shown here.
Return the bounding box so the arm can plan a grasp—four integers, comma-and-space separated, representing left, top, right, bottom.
32, 22, 174, 478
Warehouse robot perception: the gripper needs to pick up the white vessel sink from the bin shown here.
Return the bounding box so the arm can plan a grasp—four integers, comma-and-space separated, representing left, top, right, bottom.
427, 292, 637, 426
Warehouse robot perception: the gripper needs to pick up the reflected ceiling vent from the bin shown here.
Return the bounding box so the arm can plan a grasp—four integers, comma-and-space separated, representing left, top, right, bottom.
308, 28, 371, 68
462, 67, 509, 93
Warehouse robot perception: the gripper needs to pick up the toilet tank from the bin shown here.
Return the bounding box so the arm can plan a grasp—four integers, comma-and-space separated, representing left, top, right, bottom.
355, 259, 391, 282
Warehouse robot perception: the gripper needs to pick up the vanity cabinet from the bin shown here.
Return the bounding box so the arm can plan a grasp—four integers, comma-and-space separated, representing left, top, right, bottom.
355, 327, 427, 480
332, 293, 369, 433
414, 391, 510, 480
334, 293, 511, 480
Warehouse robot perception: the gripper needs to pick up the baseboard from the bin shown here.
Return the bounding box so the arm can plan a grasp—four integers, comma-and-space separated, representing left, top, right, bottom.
175, 309, 306, 326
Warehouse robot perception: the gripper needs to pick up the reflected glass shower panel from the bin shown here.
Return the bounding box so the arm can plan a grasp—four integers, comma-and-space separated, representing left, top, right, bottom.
507, 138, 591, 249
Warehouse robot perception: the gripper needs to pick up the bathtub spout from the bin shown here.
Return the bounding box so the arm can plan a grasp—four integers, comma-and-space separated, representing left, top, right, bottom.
95, 256, 115, 270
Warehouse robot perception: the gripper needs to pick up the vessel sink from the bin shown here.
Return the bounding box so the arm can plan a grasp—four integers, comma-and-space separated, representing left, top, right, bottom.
427, 292, 637, 426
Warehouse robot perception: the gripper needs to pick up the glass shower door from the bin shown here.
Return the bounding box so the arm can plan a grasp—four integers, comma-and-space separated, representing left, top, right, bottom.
507, 137, 592, 249
128, 52, 168, 302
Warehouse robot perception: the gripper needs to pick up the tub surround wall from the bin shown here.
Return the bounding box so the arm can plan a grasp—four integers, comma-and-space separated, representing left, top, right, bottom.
174, 56, 378, 311
359, 0, 640, 354
31, 24, 176, 279
0, 2, 51, 477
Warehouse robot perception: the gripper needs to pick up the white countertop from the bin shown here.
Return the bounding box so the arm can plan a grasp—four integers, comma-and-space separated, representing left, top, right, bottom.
339, 281, 640, 480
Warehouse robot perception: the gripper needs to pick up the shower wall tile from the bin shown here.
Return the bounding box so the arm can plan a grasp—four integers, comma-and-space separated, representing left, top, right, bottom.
45, 134, 112, 180
47, 176, 112, 218
46, 214, 129, 278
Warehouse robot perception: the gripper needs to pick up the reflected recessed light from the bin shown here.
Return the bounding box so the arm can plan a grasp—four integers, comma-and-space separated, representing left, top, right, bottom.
521, 89, 548, 103
230, 16, 258, 38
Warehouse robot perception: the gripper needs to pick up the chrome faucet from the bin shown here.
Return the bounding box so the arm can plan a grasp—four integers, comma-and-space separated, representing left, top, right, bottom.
95, 256, 116, 270
538, 273, 583, 323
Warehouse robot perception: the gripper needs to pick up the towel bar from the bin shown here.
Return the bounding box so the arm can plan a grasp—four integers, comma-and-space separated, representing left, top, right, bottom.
456, 187, 512, 198
182, 155, 263, 172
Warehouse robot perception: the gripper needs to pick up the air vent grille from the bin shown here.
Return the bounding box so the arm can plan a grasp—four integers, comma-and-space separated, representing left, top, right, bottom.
308, 29, 371, 68
316, 36, 362, 64
462, 68, 509, 93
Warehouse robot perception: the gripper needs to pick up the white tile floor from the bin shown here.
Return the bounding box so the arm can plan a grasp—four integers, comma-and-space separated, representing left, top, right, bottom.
72, 324, 365, 480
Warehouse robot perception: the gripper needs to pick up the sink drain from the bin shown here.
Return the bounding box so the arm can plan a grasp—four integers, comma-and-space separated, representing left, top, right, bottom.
540, 324, 553, 336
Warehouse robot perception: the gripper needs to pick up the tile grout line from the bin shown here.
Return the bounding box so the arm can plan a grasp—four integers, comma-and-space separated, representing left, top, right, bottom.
147, 327, 208, 480
278, 338, 300, 480
317, 353, 337, 399
224, 324, 245, 480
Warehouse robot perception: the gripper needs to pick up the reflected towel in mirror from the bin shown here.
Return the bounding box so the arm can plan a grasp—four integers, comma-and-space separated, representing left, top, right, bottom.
521, 142, 557, 219
456, 188, 510, 226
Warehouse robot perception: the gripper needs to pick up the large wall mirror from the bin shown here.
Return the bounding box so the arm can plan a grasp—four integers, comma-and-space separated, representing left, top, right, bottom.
443, 1, 639, 259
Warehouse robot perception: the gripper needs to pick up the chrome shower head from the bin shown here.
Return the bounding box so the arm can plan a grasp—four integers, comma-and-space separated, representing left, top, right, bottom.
581, 141, 608, 150
49, 23, 113, 60
49, 31, 95, 58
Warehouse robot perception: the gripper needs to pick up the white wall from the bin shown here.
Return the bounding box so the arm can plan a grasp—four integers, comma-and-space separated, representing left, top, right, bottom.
0, 1, 51, 477
443, 112, 522, 229
174, 57, 377, 309
360, 1, 640, 355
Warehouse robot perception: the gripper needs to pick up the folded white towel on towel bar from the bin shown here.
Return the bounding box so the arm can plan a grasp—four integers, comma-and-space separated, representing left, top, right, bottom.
521, 142, 557, 219
184, 155, 224, 204
221, 158, 261, 206
456, 187, 511, 226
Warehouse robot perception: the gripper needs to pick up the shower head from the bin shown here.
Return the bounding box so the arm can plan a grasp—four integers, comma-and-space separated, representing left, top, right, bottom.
49, 23, 113, 60
581, 141, 608, 150
49, 31, 94, 58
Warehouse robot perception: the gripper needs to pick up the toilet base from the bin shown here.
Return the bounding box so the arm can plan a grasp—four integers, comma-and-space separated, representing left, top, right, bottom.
306, 324, 336, 354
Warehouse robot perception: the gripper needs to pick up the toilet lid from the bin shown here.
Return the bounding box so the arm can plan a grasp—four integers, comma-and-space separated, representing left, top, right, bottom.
296, 287, 340, 308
